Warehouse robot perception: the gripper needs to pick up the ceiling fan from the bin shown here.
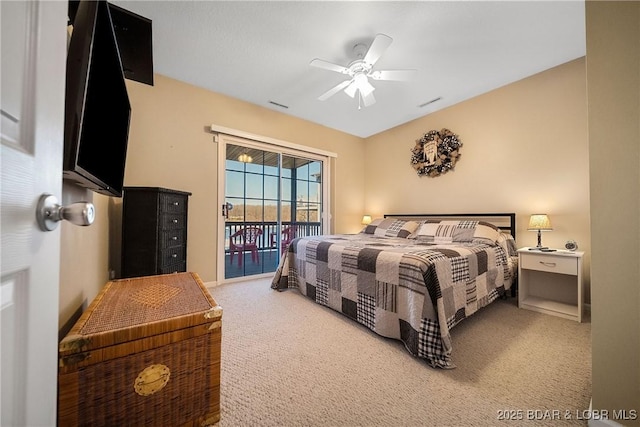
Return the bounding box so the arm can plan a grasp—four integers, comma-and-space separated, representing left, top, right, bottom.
310, 33, 415, 108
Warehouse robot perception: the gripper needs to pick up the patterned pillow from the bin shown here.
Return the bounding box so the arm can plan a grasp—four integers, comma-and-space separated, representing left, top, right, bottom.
410, 220, 457, 243
410, 220, 501, 245
361, 218, 420, 238
468, 221, 502, 245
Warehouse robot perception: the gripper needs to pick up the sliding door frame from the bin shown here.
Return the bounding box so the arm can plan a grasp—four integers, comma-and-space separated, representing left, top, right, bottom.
212, 125, 336, 284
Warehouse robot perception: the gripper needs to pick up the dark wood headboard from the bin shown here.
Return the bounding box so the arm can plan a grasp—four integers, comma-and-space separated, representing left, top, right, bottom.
384, 213, 517, 239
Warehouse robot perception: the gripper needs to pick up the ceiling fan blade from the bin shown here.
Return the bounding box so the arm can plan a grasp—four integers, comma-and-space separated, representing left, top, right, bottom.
369, 69, 417, 81
310, 59, 350, 74
361, 90, 376, 107
363, 33, 392, 66
318, 79, 352, 101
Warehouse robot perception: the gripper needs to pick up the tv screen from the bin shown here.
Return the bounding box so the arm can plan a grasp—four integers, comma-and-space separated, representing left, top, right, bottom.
64, 0, 130, 197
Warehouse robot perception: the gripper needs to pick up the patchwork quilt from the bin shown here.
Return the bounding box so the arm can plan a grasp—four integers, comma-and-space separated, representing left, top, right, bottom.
271, 233, 515, 368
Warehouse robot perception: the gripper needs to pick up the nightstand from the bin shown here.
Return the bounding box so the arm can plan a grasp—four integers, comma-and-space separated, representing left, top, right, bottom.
517, 248, 584, 322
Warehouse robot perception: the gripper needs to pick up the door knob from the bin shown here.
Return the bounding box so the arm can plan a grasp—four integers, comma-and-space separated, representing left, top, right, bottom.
36, 193, 95, 231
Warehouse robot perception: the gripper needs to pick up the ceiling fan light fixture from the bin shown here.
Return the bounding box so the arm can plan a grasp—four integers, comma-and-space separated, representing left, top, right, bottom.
344, 81, 358, 98
357, 75, 375, 96
354, 73, 368, 85
360, 84, 374, 97
344, 74, 375, 98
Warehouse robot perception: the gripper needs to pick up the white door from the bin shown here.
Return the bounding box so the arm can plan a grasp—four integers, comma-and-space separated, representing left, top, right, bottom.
1, 1, 67, 425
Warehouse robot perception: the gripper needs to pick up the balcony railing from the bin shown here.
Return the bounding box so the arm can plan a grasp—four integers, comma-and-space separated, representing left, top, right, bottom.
224, 221, 322, 253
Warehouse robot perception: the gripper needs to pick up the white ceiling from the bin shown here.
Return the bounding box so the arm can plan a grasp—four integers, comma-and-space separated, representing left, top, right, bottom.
111, 1, 586, 138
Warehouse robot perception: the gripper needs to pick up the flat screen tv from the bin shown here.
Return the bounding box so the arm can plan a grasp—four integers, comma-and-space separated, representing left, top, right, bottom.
64, 0, 130, 197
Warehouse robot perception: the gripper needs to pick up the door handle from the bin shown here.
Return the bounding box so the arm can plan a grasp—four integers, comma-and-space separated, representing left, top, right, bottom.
36, 194, 95, 231
222, 202, 233, 219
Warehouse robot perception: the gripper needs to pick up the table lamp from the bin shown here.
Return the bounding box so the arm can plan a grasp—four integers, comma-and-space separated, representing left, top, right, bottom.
528, 214, 553, 248
361, 215, 372, 225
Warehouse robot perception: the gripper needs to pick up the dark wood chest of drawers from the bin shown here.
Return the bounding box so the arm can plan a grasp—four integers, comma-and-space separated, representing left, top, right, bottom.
121, 187, 192, 278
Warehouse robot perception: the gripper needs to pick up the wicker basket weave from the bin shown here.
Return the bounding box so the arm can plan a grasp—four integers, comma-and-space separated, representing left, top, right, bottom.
58, 272, 222, 426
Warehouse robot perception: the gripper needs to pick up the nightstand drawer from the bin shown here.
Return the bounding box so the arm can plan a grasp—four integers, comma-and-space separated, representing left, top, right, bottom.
521, 253, 577, 275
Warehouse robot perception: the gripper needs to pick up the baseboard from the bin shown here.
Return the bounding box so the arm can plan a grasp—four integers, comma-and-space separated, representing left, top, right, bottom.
205, 274, 275, 290
205, 280, 219, 289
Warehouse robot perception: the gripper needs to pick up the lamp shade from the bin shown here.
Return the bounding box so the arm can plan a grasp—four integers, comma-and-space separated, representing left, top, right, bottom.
361, 215, 372, 225
527, 214, 553, 230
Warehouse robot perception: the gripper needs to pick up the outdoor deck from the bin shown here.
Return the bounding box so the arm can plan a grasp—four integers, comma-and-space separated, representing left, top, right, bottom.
224, 248, 281, 279
223, 221, 320, 279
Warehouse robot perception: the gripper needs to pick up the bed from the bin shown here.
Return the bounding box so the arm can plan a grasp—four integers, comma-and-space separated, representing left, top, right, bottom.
271, 213, 518, 368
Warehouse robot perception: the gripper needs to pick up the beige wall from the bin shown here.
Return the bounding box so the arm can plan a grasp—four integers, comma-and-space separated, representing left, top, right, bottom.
586, 1, 640, 423
121, 75, 365, 283
58, 184, 111, 334
59, 74, 365, 328
365, 58, 591, 296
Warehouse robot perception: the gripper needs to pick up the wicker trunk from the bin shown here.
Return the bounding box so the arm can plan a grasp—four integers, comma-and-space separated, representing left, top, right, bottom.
58, 272, 222, 426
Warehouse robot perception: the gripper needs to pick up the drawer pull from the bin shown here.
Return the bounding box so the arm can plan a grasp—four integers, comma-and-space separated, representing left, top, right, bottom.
172, 219, 178, 223
172, 254, 177, 258
172, 236, 178, 241
540, 261, 557, 267
173, 202, 179, 206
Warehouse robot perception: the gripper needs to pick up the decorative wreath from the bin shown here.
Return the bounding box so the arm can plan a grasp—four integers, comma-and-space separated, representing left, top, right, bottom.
410, 128, 463, 177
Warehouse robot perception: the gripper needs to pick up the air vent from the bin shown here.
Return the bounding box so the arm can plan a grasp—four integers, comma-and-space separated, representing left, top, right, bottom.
268, 100, 289, 109
419, 97, 442, 108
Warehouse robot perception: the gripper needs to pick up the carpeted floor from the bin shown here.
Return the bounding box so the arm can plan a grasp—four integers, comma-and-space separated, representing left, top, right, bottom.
208, 277, 591, 426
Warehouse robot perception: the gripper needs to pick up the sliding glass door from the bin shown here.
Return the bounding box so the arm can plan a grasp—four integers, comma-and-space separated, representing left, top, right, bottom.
222, 141, 324, 280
